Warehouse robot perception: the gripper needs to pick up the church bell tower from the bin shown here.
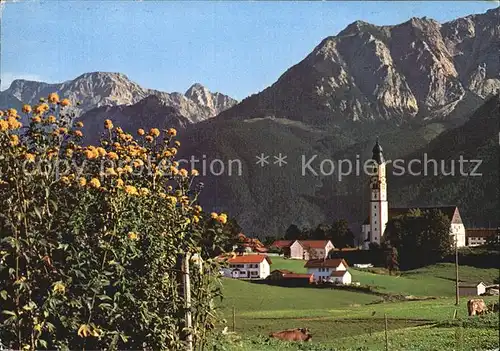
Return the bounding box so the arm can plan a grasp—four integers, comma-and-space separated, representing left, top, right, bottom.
369, 139, 388, 246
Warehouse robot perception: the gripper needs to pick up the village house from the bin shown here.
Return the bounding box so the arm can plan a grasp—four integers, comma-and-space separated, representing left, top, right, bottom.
304, 258, 351, 284
235, 233, 268, 253
271, 240, 334, 260
459, 282, 487, 297
466, 228, 499, 247
267, 269, 314, 286
221, 254, 271, 280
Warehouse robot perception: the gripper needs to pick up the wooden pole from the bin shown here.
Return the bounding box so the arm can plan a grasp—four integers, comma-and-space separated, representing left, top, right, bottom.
384, 313, 389, 351
232, 306, 236, 332
183, 254, 193, 351
455, 235, 459, 306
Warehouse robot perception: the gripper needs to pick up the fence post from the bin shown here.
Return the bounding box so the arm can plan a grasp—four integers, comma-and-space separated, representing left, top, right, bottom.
232, 306, 236, 332
183, 254, 193, 351
384, 313, 389, 351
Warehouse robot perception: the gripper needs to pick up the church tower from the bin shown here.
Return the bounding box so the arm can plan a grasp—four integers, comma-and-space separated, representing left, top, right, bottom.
368, 139, 388, 246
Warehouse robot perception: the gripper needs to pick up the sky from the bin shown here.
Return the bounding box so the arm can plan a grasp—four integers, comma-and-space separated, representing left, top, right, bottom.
1, 1, 498, 100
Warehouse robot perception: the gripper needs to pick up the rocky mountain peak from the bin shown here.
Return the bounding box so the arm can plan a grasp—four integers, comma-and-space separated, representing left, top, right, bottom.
184, 82, 237, 115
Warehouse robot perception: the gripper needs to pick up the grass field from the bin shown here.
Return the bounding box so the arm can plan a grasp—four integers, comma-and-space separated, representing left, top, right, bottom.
216, 260, 499, 350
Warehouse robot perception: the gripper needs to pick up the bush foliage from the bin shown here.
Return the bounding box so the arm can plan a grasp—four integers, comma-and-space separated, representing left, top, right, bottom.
0, 96, 227, 350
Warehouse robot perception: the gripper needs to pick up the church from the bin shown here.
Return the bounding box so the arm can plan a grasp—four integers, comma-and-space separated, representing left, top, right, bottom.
358, 140, 467, 250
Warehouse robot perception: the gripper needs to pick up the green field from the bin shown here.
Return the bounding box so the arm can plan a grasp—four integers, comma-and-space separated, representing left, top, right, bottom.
216, 260, 499, 350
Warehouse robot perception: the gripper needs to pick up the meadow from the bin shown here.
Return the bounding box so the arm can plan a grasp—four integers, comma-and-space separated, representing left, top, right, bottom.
216, 258, 499, 350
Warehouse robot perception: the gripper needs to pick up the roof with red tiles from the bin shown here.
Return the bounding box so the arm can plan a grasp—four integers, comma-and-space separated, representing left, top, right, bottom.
330, 270, 349, 277
270, 240, 294, 248
227, 255, 272, 264
304, 258, 349, 269
298, 240, 333, 249
282, 273, 313, 279
466, 228, 498, 238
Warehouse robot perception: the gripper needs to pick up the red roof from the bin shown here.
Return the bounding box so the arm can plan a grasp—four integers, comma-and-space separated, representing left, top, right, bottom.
298, 240, 332, 249
331, 270, 348, 277
254, 247, 269, 253
466, 228, 498, 238
304, 258, 348, 269
271, 269, 293, 274
227, 255, 272, 264
282, 273, 313, 279
270, 240, 293, 248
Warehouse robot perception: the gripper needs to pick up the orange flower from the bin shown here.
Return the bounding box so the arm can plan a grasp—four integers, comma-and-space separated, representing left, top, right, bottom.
7, 108, 17, 117
9, 135, 19, 146
58, 127, 68, 135
137, 128, 145, 136
107, 151, 119, 160
7, 116, 22, 130
217, 214, 228, 224
104, 119, 113, 130
210, 212, 218, 219
76, 121, 84, 128
179, 168, 188, 177
32, 116, 42, 123
22, 104, 32, 113
77, 324, 91, 338
128, 232, 139, 241
35, 104, 49, 114
74, 130, 83, 137
174, 140, 181, 147
149, 128, 160, 137
46, 115, 56, 124
24, 153, 36, 162
89, 178, 101, 189
191, 169, 199, 176
167, 128, 177, 136
0, 120, 8, 131
124, 185, 138, 195
145, 135, 153, 143
78, 177, 87, 186
116, 178, 124, 188
60, 98, 71, 107
48, 93, 60, 104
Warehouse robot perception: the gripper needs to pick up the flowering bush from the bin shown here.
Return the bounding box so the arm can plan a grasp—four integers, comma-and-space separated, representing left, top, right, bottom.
0, 95, 226, 350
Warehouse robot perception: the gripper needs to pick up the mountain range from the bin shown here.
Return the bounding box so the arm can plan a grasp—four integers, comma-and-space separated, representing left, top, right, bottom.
1, 7, 498, 236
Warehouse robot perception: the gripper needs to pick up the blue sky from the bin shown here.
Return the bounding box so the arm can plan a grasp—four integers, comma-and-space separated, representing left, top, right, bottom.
1, 1, 498, 99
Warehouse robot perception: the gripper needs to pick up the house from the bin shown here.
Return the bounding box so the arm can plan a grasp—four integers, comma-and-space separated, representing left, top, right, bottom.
466, 228, 499, 247
223, 254, 271, 280
459, 282, 487, 297
267, 269, 313, 286
304, 258, 350, 284
235, 233, 268, 253
273, 240, 334, 259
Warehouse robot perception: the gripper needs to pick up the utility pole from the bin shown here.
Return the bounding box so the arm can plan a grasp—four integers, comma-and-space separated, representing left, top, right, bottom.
183, 253, 193, 351
455, 234, 459, 306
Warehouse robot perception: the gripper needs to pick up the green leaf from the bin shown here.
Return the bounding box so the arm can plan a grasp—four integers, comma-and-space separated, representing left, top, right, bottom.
2, 310, 16, 317
34, 206, 42, 221
0, 290, 7, 300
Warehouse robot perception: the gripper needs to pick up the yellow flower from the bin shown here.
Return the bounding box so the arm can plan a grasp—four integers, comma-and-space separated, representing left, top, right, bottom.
84, 149, 97, 160
194, 205, 202, 213
210, 212, 218, 219
105, 151, 118, 160
166, 196, 177, 205
7, 108, 17, 117
149, 128, 160, 137
116, 178, 124, 188
77, 324, 91, 338
78, 177, 87, 186
191, 169, 199, 176
123, 165, 133, 173
58, 127, 68, 135
174, 140, 181, 147
193, 215, 200, 224
48, 92, 60, 104
35, 104, 49, 114
179, 168, 188, 177
167, 185, 173, 192
104, 119, 113, 130
145, 135, 153, 143
22, 104, 32, 113
32, 116, 42, 123
137, 128, 145, 136
105, 168, 118, 177
60, 98, 71, 107
170, 148, 178, 155
66, 149, 74, 158
60, 176, 70, 185
133, 159, 144, 168
217, 215, 227, 224
124, 185, 138, 195
170, 166, 179, 175
76, 121, 84, 128
96, 147, 106, 157
128, 232, 139, 241
168, 128, 177, 136
24, 153, 35, 162
47, 115, 56, 124
89, 178, 101, 189
9, 135, 19, 146
8, 116, 22, 130
0, 120, 8, 131
74, 130, 83, 138
52, 281, 65, 294
139, 187, 149, 196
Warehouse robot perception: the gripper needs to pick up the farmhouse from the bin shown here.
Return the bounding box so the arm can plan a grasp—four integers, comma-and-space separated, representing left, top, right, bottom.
271, 240, 334, 259
459, 282, 487, 297
267, 269, 313, 286
359, 140, 467, 250
222, 254, 271, 280
304, 258, 351, 284
466, 228, 499, 246
235, 233, 268, 253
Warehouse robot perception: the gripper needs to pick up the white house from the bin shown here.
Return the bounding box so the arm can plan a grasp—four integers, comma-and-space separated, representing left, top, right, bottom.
466, 228, 499, 247
304, 258, 351, 284
276, 240, 334, 260
224, 255, 271, 280
459, 282, 487, 297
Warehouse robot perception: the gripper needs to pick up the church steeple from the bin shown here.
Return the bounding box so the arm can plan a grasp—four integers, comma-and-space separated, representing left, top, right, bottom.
372, 137, 384, 164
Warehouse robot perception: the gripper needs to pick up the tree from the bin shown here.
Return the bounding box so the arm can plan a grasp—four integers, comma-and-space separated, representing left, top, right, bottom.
284, 224, 303, 240
311, 223, 332, 240
331, 219, 355, 248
